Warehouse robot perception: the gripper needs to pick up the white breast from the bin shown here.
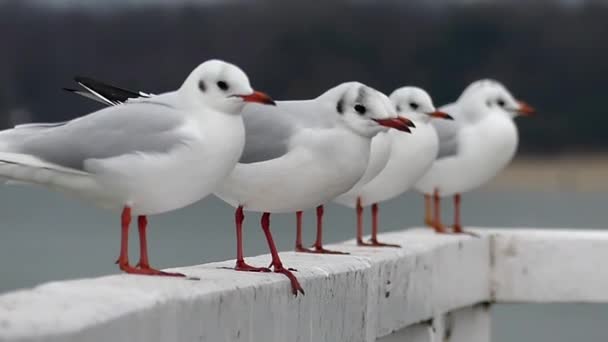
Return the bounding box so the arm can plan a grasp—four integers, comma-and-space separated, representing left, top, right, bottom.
333, 131, 393, 207
414, 114, 518, 197
215, 127, 371, 213
355, 122, 439, 206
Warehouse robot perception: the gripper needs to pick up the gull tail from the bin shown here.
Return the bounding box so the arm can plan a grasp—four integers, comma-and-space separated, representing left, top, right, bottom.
0, 152, 92, 189
64, 76, 150, 106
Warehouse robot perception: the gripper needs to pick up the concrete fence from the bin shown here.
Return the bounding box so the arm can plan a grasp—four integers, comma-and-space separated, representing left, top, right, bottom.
0, 228, 607, 342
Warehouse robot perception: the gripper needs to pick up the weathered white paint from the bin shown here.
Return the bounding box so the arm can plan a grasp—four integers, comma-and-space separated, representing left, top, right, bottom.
0, 228, 606, 342
490, 228, 608, 303
378, 305, 491, 342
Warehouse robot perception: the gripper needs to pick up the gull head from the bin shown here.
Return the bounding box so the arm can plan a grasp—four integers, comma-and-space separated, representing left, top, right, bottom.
390, 87, 452, 123
459, 79, 534, 122
319, 82, 414, 138
179, 59, 275, 114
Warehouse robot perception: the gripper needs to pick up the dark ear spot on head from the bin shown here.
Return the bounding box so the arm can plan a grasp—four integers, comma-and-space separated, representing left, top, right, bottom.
198, 80, 206, 92
336, 99, 344, 114
395, 104, 402, 113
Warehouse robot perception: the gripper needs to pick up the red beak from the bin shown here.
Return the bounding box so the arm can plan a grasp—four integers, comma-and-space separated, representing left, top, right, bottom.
398, 116, 416, 128
517, 101, 535, 116
373, 117, 412, 133
238, 91, 276, 106
428, 110, 453, 120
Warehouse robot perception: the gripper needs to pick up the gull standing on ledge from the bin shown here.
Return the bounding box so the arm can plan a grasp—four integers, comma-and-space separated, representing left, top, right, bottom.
334, 86, 452, 246
214, 82, 412, 295
64, 79, 412, 295
295, 90, 411, 254
414, 79, 534, 233
0, 60, 275, 277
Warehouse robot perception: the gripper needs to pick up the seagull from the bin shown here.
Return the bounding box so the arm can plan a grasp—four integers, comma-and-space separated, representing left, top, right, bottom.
0, 59, 275, 277
63, 78, 413, 295
413, 79, 534, 234
333, 86, 452, 246
292, 90, 413, 254
214, 82, 413, 294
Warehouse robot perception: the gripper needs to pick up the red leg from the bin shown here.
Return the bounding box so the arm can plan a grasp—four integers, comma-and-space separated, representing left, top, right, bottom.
451, 195, 479, 237
135, 215, 184, 276
424, 194, 434, 227
116, 206, 133, 270
233, 206, 270, 272
432, 189, 448, 234
356, 197, 366, 245
453, 194, 463, 233
308, 205, 348, 254
364, 203, 400, 247
116, 207, 183, 277
136, 216, 150, 268
294, 211, 313, 253
261, 212, 304, 296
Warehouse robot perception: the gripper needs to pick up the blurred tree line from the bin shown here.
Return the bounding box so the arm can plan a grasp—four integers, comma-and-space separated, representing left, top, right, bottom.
0, 0, 606, 155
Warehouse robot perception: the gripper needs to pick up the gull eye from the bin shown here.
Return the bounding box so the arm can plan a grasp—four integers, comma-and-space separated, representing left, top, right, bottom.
354, 104, 367, 115
409, 102, 419, 110
217, 81, 229, 91
497, 99, 506, 107
198, 80, 206, 92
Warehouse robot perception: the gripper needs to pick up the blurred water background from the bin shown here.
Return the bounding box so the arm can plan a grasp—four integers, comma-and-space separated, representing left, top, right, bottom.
0, 0, 607, 341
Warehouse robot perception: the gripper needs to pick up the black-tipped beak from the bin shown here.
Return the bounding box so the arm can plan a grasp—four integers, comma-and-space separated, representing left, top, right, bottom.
373, 118, 412, 133
238, 91, 276, 106
427, 110, 453, 120
398, 116, 416, 128
517, 101, 535, 116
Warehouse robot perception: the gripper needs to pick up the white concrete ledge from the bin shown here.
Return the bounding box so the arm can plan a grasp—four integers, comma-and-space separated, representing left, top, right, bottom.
490, 228, 608, 303
0, 228, 607, 342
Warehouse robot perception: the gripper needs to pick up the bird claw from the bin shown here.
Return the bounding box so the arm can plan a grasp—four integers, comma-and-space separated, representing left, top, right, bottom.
312, 245, 350, 254
119, 263, 186, 277
136, 261, 150, 269
432, 225, 480, 238
452, 226, 480, 238
273, 266, 304, 296
296, 245, 349, 255
432, 224, 449, 234
222, 261, 271, 272
358, 240, 400, 248
295, 245, 315, 253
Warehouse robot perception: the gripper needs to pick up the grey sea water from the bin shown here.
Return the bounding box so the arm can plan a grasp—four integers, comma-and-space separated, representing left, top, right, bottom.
0, 186, 606, 341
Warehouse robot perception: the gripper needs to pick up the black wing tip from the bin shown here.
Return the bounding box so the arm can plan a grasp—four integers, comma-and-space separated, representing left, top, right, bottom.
74, 76, 96, 84
74, 76, 113, 89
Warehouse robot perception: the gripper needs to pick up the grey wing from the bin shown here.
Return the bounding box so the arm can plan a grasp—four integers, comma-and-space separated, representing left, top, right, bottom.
10, 101, 189, 171
239, 103, 296, 164
431, 102, 462, 159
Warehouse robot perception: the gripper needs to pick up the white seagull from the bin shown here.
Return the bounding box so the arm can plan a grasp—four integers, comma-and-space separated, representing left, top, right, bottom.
214, 82, 412, 294
0, 60, 275, 277
63, 79, 412, 295
291, 90, 413, 255
333, 86, 452, 246
414, 79, 534, 233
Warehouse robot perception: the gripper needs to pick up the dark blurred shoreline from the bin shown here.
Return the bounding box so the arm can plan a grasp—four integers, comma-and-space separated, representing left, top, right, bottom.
1, 0, 607, 155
